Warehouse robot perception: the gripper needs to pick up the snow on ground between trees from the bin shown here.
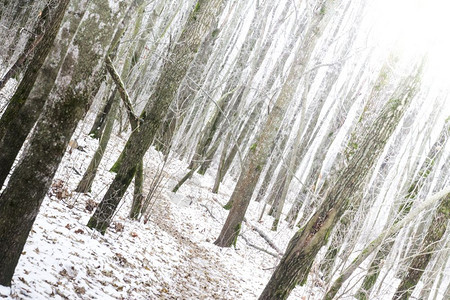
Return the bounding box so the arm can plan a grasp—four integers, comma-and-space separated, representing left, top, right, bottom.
0, 122, 315, 299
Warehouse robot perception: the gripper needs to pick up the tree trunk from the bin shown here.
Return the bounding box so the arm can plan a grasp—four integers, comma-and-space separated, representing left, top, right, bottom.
258, 65, 422, 299
87, 0, 226, 234
322, 187, 450, 300
76, 97, 120, 193
214, 0, 337, 248
88, 86, 116, 139
0, 0, 128, 286
356, 120, 449, 299
393, 194, 450, 299
0, 0, 71, 188
129, 159, 144, 220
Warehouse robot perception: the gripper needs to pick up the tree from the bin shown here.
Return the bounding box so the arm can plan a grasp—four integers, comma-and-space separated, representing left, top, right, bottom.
87, 0, 227, 234
0, 0, 73, 188
322, 187, 450, 300
0, 0, 129, 286
393, 189, 450, 299
258, 62, 422, 299
355, 119, 449, 299
214, 0, 339, 248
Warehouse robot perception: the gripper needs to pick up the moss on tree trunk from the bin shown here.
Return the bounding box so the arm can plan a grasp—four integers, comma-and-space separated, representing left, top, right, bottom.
0, 0, 128, 286
87, 0, 226, 234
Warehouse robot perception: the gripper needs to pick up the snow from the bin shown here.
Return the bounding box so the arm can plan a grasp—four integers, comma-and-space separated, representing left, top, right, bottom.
0, 122, 318, 299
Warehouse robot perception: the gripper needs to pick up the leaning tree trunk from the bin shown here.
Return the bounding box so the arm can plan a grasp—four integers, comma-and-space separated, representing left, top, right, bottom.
0, 0, 71, 188
355, 120, 449, 299
76, 97, 120, 193
76, 3, 146, 194
214, 0, 338, 248
258, 63, 422, 300
0, 0, 129, 286
393, 190, 450, 299
87, 0, 226, 234
322, 187, 450, 300
0, 1, 49, 90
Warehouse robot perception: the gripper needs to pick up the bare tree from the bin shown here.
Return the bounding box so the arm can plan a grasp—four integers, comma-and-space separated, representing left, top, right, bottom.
87, 0, 227, 234
258, 62, 422, 300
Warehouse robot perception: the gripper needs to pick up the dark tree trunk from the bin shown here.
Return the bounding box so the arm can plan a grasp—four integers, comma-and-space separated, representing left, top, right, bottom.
87, 0, 226, 234
0, 0, 128, 286
0, 0, 85, 189
76, 97, 120, 193
129, 159, 144, 220
215, 0, 337, 248
259, 66, 422, 299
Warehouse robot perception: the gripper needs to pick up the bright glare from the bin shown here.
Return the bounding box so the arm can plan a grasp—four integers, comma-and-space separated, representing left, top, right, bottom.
367, 0, 450, 87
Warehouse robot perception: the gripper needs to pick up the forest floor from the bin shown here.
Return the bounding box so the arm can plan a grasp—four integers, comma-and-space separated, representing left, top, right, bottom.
0, 116, 323, 299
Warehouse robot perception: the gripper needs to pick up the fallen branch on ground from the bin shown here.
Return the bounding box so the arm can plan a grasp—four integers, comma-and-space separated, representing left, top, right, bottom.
240, 235, 280, 258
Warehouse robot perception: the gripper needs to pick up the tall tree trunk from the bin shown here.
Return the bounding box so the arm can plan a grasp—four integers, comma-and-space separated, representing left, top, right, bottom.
356, 120, 449, 299
258, 64, 422, 300
76, 97, 120, 193
0, 0, 86, 189
87, 0, 226, 234
214, 0, 338, 248
0, 0, 71, 188
322, 187, 450, 300
393, 191, 450, 299
0, 0, 128, 286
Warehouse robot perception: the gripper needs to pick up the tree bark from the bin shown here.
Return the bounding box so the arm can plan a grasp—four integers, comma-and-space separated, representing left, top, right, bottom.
87, 0, 226, 234
0, 0, 71, 188
215, 0, 338, 248
258, 65, 422, 299
0, 1, 86, 186
0, 0, 128, 286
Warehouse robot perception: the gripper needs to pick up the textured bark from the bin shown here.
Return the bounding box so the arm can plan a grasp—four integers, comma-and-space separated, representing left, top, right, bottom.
87, 0, 226, 234
215, 0, 337, 248
259, 66, 421, 299
0, 0, 128, 286
0, 0, 71, 188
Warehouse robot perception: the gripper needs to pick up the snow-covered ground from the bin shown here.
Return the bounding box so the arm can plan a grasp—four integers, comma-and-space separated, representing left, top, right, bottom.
0, 120, 320, 299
